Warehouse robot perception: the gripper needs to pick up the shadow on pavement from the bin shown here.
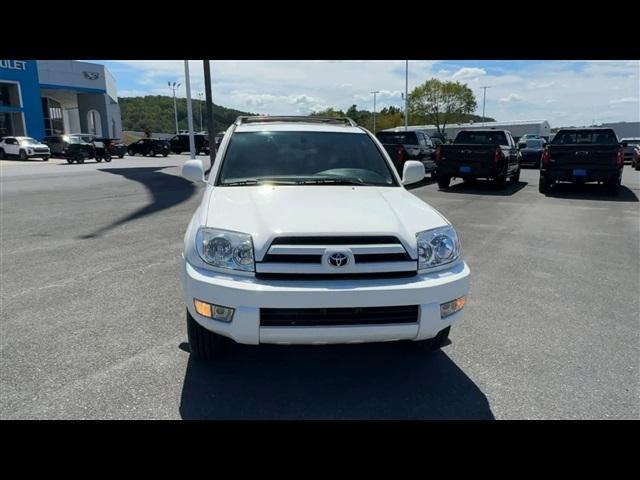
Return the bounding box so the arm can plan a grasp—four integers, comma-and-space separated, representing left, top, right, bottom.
79, 166, 197, 238
441, 179, 528, 196
546, 183, 639, 202
179, 342, 494, 420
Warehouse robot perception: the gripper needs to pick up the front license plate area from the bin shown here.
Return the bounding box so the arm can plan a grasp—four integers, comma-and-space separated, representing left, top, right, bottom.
573, 169, 587, 176
460, 166, 471, 173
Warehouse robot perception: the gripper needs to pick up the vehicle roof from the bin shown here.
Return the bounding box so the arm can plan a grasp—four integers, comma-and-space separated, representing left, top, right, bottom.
456, 129, 510, 133
235, 123, 365, 134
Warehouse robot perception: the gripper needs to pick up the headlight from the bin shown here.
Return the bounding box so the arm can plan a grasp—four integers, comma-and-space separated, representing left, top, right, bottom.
195, 227, 255, 272
416, 226, 461, 270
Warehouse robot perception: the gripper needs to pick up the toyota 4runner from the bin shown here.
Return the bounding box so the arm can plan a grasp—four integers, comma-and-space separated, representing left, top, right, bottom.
180, 116, 470, 359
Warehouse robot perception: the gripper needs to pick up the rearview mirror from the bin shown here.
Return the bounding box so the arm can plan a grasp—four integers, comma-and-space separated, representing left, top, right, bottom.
182, 159, 205, 183
402, 160, 425, 185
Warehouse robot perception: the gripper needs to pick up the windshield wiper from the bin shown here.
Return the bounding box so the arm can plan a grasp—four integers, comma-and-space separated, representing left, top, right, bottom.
295, 177, 373, 186
221, 178, 298, 186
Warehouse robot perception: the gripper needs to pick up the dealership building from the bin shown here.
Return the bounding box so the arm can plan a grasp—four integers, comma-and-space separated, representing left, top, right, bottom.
0, 60, 122, 140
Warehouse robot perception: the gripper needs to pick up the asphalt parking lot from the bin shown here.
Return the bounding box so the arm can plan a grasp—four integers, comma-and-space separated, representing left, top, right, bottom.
1, 154, 638, 419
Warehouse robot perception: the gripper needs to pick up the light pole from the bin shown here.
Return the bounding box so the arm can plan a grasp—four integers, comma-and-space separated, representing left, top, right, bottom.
480, 86, 491, 126
184, 60, 196, 159
371, 90, 380, 133
197, 92, 204, 131
404, 60, 409, 131
168, 81, 181, 134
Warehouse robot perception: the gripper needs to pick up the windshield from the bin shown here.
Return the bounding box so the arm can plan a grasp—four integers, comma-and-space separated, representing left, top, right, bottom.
376, 132, 418, 145
66, 137, 83, 144
18, 137, 39, 145
523, 139, 544, 149
217, 131, 397, 187
551, 130, 618, 144
454, 131, 508, 145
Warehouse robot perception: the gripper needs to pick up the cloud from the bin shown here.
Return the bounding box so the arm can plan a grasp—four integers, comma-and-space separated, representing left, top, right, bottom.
99, 59, 640, 126
499, 93, 524, 102
609, 97, 638, 104
451, 67, 486, 80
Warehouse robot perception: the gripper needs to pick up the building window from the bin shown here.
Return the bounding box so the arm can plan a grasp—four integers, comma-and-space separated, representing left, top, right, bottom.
42, 97, 64, 136
87, 109, 102, 136
0, 112, 25, 136
0, 82, 22, 108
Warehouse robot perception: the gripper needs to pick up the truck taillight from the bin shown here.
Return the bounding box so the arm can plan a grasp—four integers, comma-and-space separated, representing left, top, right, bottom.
494, 147, 501, 165
434, 146, 441, 162
397, 147, 405, 164
542, 148, 550, 166
616, 147, 624, 166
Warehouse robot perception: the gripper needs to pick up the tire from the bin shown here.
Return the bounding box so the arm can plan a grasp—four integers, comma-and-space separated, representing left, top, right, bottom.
437, 176, 451, 189
104, 154, 112, 163
511, 167, 521, 183
493, 174, 506, 189
96, 157, 103, 163
173, 150, 181, 155
119, 154, 124, 159
148, 149, 156, 157
128, 149, 135, 156
163, 153, 168, 157
19, 150, 28, 161
539, 175, 551, 194
43, 156, 50, 161
186, 309, 230, 360
635, 161, 639, 171
404, 326, 451, 353
0, 148, 5, 159
66, 158, 75, 164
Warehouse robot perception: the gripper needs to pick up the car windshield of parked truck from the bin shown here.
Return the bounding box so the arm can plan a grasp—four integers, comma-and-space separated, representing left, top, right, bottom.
525, 139, 545, 149
217, 131, 397, 187
454, 131, 508, 145
376, 132, 418, 145
551, 130, 618, 144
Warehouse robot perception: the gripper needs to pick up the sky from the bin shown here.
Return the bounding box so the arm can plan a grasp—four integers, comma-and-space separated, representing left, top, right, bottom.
96, 60, 639, 128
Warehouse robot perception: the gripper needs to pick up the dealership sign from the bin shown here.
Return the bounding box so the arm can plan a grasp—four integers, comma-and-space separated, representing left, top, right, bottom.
0, 60, 27, 71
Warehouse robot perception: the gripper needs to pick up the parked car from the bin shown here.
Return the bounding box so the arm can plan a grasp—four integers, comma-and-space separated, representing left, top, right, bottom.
519, 133, 541, 143
61, 137, 96, 164
518, 138, 546, 168
93, 137, 126, 158
435, 129, 521, 189
539, 128, 625, 195
0, 136, 50, 161
127, 138, 170, 157
169, 133, 210, 155
375, 129, 436, 177
632, 146, 640, 171
620, 138, 640, 164
179, 115, 470, 359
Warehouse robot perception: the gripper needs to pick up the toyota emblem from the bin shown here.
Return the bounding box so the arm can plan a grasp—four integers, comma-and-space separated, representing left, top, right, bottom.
328, 252, 349, 267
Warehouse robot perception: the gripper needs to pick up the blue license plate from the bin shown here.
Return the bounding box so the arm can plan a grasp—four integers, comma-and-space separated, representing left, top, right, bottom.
460, 166, 471, 173
573, 169, 587, 176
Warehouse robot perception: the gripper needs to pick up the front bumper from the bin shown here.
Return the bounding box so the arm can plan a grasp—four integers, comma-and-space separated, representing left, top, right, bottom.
182, 259, 470, 345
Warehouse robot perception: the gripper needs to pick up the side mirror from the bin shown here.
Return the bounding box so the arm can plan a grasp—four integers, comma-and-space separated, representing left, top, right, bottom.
182, 159, 205, 183
621, 142, 628, 148
402, 160, 425, 185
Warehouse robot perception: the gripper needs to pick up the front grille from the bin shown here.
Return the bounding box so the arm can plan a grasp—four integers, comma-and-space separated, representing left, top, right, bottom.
260, 305, 420, 326
257, 235, 417, 277
255, 271, 417, 281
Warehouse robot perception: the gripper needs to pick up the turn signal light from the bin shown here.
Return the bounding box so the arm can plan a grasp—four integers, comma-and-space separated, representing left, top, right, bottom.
440, 296, 466, 319
194, 299, 235, 322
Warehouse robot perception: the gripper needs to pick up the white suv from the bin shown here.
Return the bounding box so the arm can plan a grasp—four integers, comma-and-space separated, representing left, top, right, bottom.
0, 136, 51, 161
181, 116, 470, 359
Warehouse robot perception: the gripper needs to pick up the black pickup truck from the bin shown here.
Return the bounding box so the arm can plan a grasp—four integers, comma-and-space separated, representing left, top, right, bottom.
539, 128, 625, 195
376, 129, 436, 177
435, 129, 521, 189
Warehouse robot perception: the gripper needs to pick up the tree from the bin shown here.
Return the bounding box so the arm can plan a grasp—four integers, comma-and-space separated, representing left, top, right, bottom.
408, 79, 477, 134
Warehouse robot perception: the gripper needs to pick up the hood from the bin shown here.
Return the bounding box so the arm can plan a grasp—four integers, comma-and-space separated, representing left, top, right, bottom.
204, 185, 449, 260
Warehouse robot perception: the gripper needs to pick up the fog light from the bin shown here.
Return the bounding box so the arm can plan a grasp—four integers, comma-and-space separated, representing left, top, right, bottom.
193, 299, 235, 322
440, 296, 466, 319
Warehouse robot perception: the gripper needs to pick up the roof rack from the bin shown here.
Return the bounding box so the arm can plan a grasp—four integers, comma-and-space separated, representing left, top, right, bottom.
235, 116, 358, 127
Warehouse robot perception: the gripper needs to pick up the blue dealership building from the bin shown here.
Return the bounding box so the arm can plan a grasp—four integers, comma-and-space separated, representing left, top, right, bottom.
0, 60, 122, 140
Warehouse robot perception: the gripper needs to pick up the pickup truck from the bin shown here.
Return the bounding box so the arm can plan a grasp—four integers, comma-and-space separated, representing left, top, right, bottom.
376, 129, 436, 177
435, 129, 521, 189
539, 128, 625, 195
179, 116, 470, 360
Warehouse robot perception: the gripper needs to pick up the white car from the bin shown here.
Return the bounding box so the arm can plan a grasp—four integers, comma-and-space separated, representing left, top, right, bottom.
0, 136, 51, 161
180, 116, 470, 359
